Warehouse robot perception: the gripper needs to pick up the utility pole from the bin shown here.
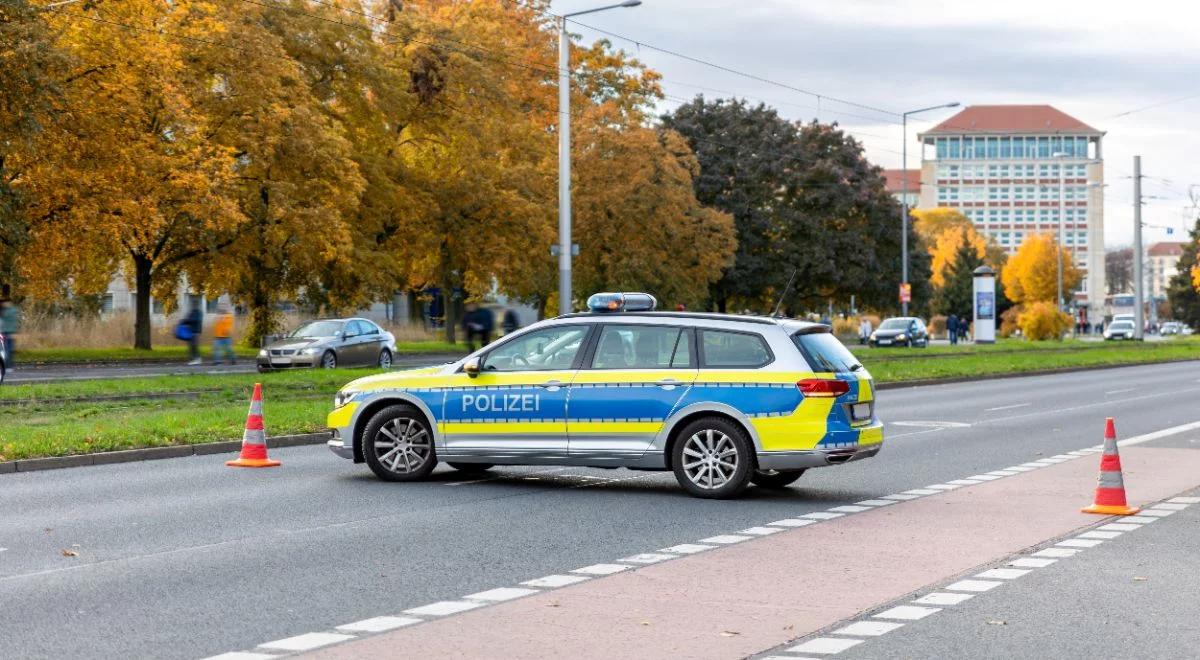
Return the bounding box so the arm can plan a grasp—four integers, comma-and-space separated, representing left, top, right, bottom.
1133, 155, 1145, 340
899, 102, 959, 316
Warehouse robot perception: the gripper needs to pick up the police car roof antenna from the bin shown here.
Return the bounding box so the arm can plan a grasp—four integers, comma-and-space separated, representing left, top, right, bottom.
771, 270, 798, 318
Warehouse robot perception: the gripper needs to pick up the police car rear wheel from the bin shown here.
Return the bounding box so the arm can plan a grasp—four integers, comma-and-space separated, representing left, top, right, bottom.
672, 417, 754, 499
751, 469, 806, 489
363, 405, 437, 482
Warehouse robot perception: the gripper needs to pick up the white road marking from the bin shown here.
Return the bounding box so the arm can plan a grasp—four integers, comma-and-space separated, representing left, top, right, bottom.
767, 518, 818, 528
1105, 388, 1136, 395
1121, 515, 1160, 524
1078, 531, 1123, 540
1007, 466, 1038, 472
856, 499, 897, 506
982, 388, 1200, 426
914, 592, 974, 606
1097, 523, 1142, 532
1018, 462, 1048, 469
740, 526, 785, 536
828, 505, 871, 513
874, 605, 941, 620
336, 616, 421, 633
258, 632, 355, 652
975, 568, 1030, 580
967, 474, 1003, 481
947, 479, 983, 486
986, 403, 1030, 412
403, 601, 485, 617
521, 574, 590, 588
465, 587, 539, 602
890, 421, 972, 428
1057, 539, 1104, 548
902, 489, 939, 496
881, 493, 922, 500
985, 469, 1021, 476
1120, 421, 1200, 448
801, 512, 845, 520
1167, 496, 1200, 504
660, 543, 715, 554
1033, 547, 1079, 558
788, 637, 864, 654
571, 563, 632, 576
832, 620, 904, 636
202, 653, 279, 660
620, 553, 678, 564
945, 579, 1003, 592
1152, 502, 1190, 510
699, 534, 752, 544
1135, 509, 1175, 517
925, 484, 961, 491
1009, 557, 1057, 568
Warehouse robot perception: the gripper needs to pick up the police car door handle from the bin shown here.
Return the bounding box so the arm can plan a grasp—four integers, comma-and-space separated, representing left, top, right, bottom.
538, 380, 563, 391
655, 378, 680, 388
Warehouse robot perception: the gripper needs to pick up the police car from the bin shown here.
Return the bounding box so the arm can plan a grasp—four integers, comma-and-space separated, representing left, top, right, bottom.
326, 293, 882, 499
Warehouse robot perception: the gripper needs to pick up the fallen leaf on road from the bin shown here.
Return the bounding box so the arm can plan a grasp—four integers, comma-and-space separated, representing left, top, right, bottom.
640, 621, 651, 626
720, 631, 741, 637
987, 620, 1007, 626
548, 601, 560, 608
60, 549, 78, 557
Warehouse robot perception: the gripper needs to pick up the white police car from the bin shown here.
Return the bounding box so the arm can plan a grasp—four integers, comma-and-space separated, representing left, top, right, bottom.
326, 293, 882, 498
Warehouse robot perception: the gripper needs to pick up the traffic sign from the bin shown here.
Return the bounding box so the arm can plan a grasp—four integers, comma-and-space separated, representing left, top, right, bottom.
899, 282, 911, 304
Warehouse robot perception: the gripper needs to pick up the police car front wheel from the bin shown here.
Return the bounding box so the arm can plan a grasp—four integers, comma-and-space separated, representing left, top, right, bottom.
363, 405, 437, 482
672, 417, 754, 499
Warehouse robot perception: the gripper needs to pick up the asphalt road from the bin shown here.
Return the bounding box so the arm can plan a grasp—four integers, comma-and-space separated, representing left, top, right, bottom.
1, 360, 1199, 659
4, 354, 463, 384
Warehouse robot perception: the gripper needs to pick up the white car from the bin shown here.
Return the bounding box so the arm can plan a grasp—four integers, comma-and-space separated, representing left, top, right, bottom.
1104, 320, 1136, 340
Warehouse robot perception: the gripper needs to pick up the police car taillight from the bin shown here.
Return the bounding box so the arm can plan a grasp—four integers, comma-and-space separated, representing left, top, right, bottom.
797, 379, 850, 398
586, 292, 658, 313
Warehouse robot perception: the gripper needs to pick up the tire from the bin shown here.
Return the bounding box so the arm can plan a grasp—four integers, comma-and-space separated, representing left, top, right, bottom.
377, 349, 393, 369
321, 350, 337, 369
447, 462, 494, 474
671, 416, 755, 499
751, 469, 806, 489
256, 365, 269, 373
362, 404, 437, 482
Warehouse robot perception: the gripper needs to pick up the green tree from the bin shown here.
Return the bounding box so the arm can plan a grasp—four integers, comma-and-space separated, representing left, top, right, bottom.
1167, 216, 1200, 328
932, 233, 984, 318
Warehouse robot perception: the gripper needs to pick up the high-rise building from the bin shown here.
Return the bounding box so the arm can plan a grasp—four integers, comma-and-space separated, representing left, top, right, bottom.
915, 105, 1106, 322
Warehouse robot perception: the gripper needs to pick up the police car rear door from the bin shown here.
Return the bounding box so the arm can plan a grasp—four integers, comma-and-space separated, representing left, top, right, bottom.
567, 323, 698, 459
440, 324, 592, 458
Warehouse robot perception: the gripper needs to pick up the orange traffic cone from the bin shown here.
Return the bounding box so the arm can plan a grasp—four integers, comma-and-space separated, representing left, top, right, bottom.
1081, 417, 1138, 515
226, 383, 281, 468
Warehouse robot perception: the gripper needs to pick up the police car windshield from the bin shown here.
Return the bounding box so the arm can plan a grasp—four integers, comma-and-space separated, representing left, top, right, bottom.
290, 320, 343, 338
792, 332, 862, 374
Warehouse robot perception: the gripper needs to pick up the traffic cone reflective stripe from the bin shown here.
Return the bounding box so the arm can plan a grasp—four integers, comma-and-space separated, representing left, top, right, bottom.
1082, 417, 1137, 515
227, 383, 281, 468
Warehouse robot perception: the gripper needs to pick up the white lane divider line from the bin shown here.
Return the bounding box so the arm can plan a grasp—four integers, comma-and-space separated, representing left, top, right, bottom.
403, 601, 484, 617
698, 534, 753, 544
1120, 515, 1161, 524
902, 489, 940, 496
925, 484, 961, 491
1105, 388, 1136, 395
914, 592, 974, 606
974, 568, 1030, 580
464, 587, 539, 603
1168, 496, 1200, 504
831, 620, 905, 637
881, 493, 922, 501
740, 526, 785, 536
1056, 538, 1105, 548
947, 479, 983, 486
1097, 523, 1142, 532
801, 511, 845, 520
1033, 547, 1080, 558
856, 499, 897, 506
1078, 530, 1123, 540
521, 574, 590, 588
1152, 502, 1190, 510
258, 632, 356, 652
1009, 557, 1057, 568
985, 469, 1021, 476
945, 579, 1004, 592
620, 553, 678, 564
1136, 509, 1175, 518
828, 505, 871, 513
788, 637, 864, 654
336, 616, 421, 633
571, 563, 632, 576
766, 518, 818, 528
966, 474, 1004, 481
986, 402, 1031, 412
874, 605, 941, 621
660, 543, 715, 554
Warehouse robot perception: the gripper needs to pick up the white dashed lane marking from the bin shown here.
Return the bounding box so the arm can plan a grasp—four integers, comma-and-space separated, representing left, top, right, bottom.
874, 605, 941, 621
258, 632, 355, 652
974, 568, 1030, 580
571, 563, 632, 576
660, 543, 715, 554
336, 616, 421, 633
403, 600, 484, 617
767, 518, 818, 527
833, 620, 905, 637
1057, 538, 1104, 548
699, 534, 753, 544
740, 526, 785, 536
620, 553, 678, 564
521, 574, 589, 588
945, 579, 1003, 592
986, 402, 1030, 411
914, 592, 974, 606
1010, 557, 1057, 568
464, 587, 539, 602
789, 637, 864, 654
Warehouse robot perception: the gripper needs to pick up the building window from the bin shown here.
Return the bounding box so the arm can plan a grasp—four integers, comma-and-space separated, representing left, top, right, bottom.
962, 137, 975, 159
1000, 137, 1012, 158
948, 137, 961, 159
1038, 136, 1050, 158
986, 137, 999, 159
936, 137, 947, 159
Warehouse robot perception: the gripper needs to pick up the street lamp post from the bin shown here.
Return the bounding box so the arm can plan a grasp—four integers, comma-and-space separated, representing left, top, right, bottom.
1053, 151, 1068, 313
901, 102, 959, 316
557, 1, 641, 316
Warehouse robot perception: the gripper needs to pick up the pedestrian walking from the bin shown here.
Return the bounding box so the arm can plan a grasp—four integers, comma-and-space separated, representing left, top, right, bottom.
212, 304, 236, 365
501, 307, 520, 336
947, 314, 959, 345
858, 316, 873, 346
175, 300, 204, 365
462, 302, 494, 352
959, 318, 969, 343
0, 297, 21, 368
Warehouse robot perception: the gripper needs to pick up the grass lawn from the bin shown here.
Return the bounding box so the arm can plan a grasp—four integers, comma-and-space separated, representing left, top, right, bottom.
20, 341, 465, 364
1, 338, 1197, 462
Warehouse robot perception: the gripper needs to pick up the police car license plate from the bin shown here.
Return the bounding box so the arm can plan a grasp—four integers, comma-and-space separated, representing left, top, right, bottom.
851, 403, 871, 420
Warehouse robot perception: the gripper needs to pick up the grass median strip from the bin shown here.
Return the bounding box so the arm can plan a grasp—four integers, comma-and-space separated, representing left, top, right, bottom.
20, 341, 464, 364
1, 338, 1197, 463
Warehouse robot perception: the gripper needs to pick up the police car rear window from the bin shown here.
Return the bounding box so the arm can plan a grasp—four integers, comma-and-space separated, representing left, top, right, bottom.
700, 330, 771, 368
792, 332, 862, 374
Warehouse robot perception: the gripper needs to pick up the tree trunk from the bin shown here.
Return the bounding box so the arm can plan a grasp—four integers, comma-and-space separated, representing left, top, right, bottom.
134, 255, 153, 350
246, 284, 279, 348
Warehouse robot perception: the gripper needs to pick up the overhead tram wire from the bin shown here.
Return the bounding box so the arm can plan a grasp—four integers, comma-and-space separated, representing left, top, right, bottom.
51, 8, 905, 191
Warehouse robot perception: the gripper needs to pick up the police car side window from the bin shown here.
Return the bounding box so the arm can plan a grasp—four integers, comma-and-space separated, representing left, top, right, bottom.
483, 326, 588, 372
591, 325, 684, 369
700, 330, 772, 368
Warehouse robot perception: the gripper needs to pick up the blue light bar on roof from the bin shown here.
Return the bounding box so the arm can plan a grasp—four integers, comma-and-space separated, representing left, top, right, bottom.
586, 292, 658, 313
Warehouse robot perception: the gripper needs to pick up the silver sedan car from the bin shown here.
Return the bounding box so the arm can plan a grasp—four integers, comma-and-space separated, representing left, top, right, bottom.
257, 318, 397, 372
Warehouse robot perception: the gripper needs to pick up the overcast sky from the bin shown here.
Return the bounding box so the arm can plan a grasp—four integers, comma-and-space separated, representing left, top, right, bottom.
555, 0, 1200, 248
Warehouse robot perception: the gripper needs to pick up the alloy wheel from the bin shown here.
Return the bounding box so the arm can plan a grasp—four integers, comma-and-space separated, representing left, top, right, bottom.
372, 417, 431, 474
681, 429, 739, 490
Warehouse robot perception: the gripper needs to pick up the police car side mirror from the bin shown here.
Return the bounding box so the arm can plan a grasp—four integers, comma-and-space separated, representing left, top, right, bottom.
464, 357, 481, 378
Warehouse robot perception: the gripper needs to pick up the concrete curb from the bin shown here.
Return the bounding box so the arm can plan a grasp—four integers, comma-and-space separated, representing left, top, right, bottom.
0, 432, 331, 474
875, 357, 1200, 390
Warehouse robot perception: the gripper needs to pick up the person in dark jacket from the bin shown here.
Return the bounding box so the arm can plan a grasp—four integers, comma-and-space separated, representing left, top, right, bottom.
462, 303, 494, 352
183, 301, 203, 365
947, 314, 959, 346
501, 308, 520, 336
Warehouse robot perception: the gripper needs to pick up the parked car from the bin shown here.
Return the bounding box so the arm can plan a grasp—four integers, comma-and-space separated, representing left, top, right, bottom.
257, 318, 397, 372
869, 317, 929, 348
1104, 320, 1136, 340
1161, 322, 1182, 336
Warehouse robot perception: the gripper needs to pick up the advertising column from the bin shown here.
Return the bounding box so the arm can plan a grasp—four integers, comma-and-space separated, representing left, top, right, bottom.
972, 265, 996, 344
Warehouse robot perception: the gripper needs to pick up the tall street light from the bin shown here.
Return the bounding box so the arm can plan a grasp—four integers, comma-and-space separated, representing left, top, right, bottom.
900, 102, 959, 316
557, 1, 641, 315
1052, 150, 1068, 313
